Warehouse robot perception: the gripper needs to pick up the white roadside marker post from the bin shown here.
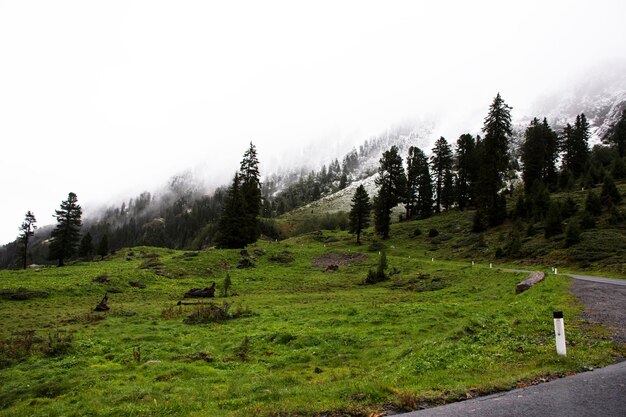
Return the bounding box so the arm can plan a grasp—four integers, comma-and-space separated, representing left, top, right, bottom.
472, 261, 474, 266
489, 263, 492, 269
553, 311, 567, 356
554, 268, 558, 275
431, 258, 434, 262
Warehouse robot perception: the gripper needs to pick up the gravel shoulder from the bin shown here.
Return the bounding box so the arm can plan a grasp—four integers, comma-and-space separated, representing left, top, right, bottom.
570, 277, 626, 344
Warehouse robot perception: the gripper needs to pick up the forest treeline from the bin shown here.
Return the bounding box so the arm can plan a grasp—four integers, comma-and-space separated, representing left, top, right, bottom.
1, 96, 625, 269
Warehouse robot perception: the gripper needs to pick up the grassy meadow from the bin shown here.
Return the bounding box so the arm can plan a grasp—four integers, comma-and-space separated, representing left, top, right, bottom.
1, 224, 624, 416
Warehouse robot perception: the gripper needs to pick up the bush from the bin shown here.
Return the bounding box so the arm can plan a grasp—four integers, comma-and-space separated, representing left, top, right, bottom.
428, 228, 439, 238
413, 227, 422, 237
367, 241, 386, 252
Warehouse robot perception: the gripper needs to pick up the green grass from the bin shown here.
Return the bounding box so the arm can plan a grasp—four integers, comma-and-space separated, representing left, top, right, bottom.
1, 236, 623, 417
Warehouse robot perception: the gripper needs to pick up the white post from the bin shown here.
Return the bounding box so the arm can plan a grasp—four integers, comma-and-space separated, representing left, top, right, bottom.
553, 311, 567, 356
431, 258, 434, 262
554, 268, 558, 275
489, 263, 492, 269
472, 261, 475, 266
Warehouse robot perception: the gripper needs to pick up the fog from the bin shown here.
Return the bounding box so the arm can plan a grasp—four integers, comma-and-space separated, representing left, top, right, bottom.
1, 0, 626, 244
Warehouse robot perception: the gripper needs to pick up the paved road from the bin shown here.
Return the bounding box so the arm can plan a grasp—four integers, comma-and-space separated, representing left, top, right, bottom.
396, 270, 626, 417
565, 274, 626, 287
397, 360, 626, 417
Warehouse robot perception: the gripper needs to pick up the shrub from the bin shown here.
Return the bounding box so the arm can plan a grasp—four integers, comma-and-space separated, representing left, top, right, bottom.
428, 228, 439, 238
413, 227, 422, 237
367, 241, 386, 252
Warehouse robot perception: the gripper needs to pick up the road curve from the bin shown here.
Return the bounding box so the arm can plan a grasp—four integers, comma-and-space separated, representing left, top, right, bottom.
396, 360, 626, 417
565, 274, 626, 287
395, 269, 626, 417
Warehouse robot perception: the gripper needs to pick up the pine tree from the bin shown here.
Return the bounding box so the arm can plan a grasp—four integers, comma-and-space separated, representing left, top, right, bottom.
18, 211, 37, 269
373, 146, 407, 239
48, 192, 82, 267
216, 173, 248, 248
584, 190, 602, 217
562, 114, 590, 177
97, 234, 109, 258
521, 118, 546, 193
600, 174, 622, 207
454, 134, 478, 210
542, 118, 560, 188
349, 185, 371, 244
441, 170, 455, 211
430, 137, 454, 212
478, 93, 512, 226
604, 109, 626, 158
79, 232, 94, 259
239, 142, 262, 244
544, 201, 562, 238
406, 146, 433, 219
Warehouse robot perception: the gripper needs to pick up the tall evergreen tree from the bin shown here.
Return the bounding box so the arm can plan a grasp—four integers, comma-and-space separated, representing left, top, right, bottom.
97, 234, 109, 258
18, 211, 37, 269
478, 93, 512, 226
521, 118, 545, 193
562, 114, 590, 176
349, 185, 371, 244
430, 137, 454, 212
373, 146, 406, 239
79, 232, 94, 259
48, 192, 82, 267
604, 109, 626, 158
521, 118, 558, 192
542, 118, 560, 188
216, 173, 247, 248
239, 142, 262, 244
454, 134, 478, 210
406, 146, 433, 219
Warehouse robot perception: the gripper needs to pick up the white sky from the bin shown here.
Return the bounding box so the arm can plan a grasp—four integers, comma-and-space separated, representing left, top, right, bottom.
1, 0, 626, 243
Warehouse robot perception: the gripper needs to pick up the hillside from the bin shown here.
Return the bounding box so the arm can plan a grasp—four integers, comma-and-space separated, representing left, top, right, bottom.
278, 180, 626, 276
1, 234, 623, 416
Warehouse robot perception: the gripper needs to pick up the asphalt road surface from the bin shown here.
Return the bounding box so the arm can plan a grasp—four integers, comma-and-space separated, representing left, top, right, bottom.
397, 360, 626, 417
396, 272, 626, 417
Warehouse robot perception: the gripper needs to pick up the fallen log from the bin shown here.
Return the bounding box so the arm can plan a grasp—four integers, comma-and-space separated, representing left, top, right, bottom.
516, 271, 545, 294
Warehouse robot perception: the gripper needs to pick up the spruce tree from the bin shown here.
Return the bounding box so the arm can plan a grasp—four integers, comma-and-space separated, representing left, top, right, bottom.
521, 118, 558, 193
544, 201, 563, 238
48, 192, 82, 267
79, 232, 94, 259
600, 174, 622, 207
18, 211, 37, 269
373, 146, 406, 239
349, 185, 371, 244
604, 109, 626, 158
430, 137, 453, 212
561, 114, 590, 177
216, 173, 248, 248
97, 234, 109, 258
239, 142, 262, 244
454, 134, 478, 210
584, 190, 602, 217
478, 93, 512, 226
406, 146, 433, 219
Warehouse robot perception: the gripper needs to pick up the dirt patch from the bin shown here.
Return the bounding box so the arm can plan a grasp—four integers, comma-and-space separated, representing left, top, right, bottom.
571, 279, 626, 344
311, 252, 367, 268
